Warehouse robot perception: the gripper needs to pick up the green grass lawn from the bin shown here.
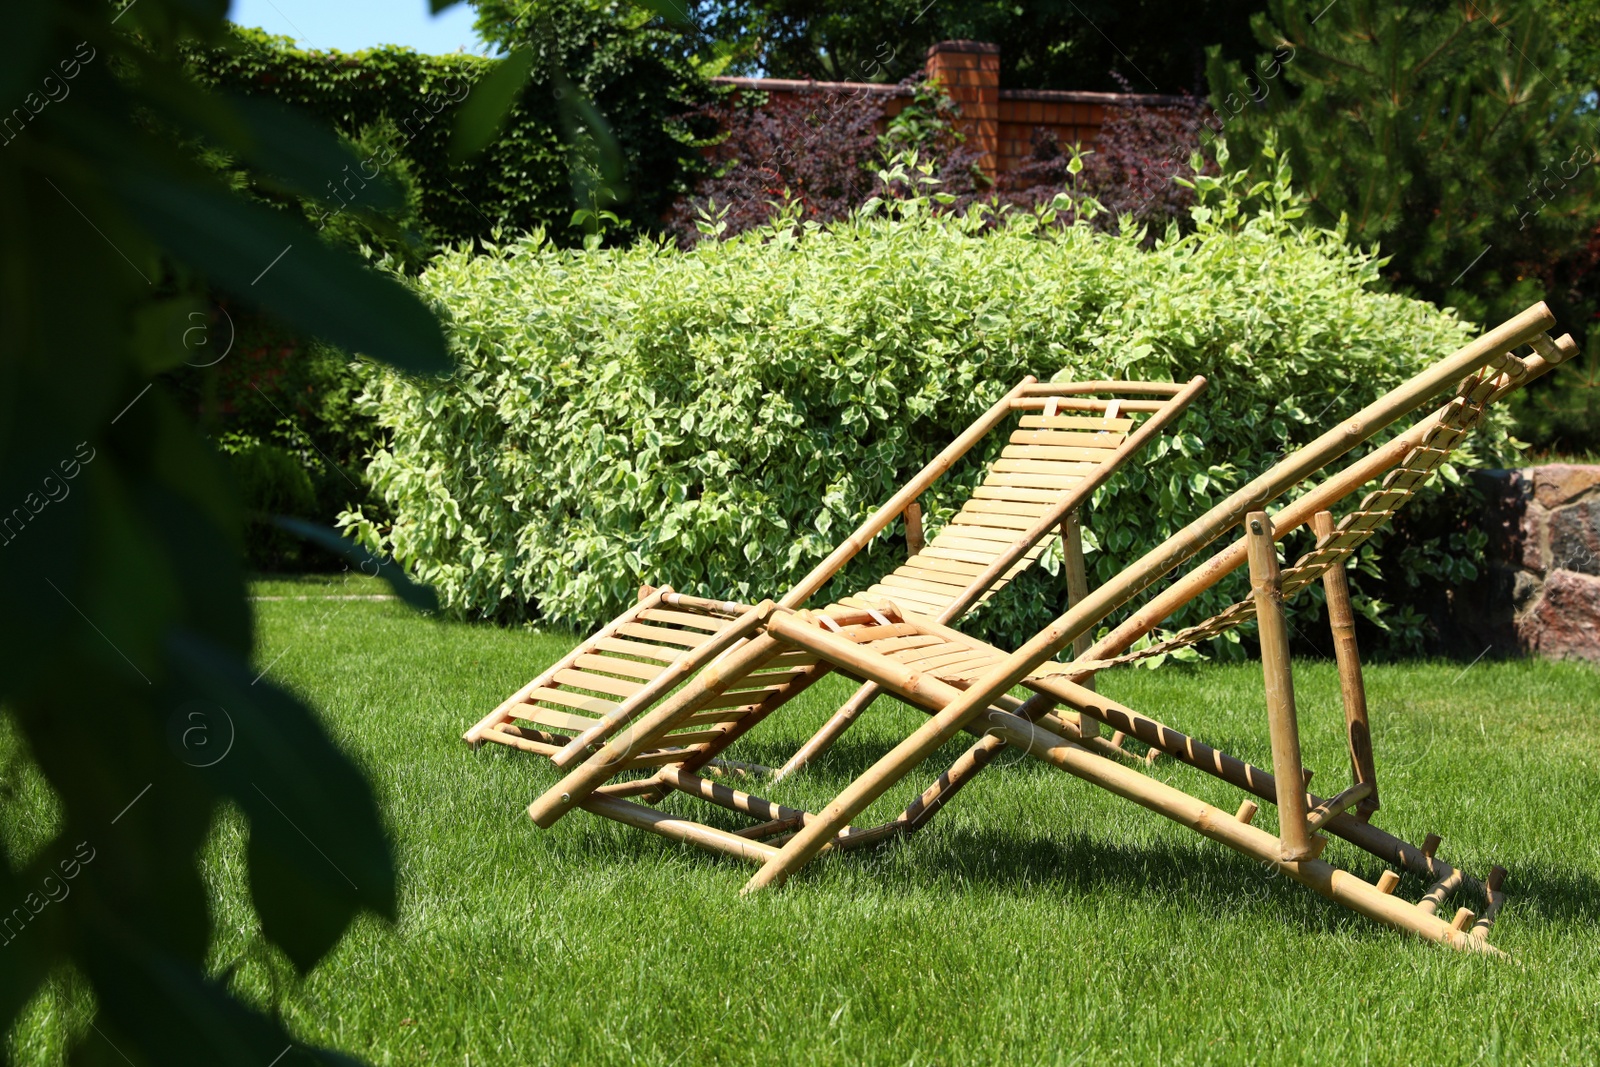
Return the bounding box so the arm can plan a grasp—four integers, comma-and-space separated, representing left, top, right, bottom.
6, 574, 1600, 1065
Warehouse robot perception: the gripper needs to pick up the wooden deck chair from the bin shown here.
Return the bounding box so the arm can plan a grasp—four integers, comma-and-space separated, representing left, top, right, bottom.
521, 302, 1573, 955
463, 375, 1207, 772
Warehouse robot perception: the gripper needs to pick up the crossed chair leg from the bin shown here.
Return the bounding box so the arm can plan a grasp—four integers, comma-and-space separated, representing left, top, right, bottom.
522, 587, 1508, 954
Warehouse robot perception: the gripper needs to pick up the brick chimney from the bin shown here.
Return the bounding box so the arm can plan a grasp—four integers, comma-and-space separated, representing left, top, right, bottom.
924, 40, 1000, 176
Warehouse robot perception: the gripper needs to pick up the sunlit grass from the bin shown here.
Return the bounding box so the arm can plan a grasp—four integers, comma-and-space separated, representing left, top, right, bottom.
6, 576, 1599, 1065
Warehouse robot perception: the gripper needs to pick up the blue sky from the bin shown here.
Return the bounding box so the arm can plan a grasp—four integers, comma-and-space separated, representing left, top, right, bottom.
227, 0, 491, 54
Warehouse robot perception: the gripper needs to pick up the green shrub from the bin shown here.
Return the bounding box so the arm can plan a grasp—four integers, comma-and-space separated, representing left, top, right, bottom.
181, 22, 717, 251
345, 150, 1499, 654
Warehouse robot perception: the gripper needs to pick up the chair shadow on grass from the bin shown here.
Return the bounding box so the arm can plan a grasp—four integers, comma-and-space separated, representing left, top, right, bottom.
526, 725, 1600, 940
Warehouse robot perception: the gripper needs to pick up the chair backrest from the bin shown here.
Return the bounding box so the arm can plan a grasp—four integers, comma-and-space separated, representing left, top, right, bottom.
831, 381, 1202, 621
1065, 327, 1577, 674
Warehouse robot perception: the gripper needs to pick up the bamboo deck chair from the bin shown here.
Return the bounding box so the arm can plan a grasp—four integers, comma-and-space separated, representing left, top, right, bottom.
521, 303, 1574, 956
464, 375, 1207, 773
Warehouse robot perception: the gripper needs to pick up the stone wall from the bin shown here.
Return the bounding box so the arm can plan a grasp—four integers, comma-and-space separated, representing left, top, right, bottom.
1468, 465, 1600, 661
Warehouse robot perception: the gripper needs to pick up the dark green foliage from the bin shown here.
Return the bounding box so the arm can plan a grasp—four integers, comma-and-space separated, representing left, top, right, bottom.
696, 0, 1267, 93
184, 10, 717, 251
0, 0, 464, 1061
1208, 0, 1600, 452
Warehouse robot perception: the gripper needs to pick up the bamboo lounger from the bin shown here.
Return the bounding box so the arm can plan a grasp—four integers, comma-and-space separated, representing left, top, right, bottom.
514, 303, 1574, 956
465, 376, 1206, 773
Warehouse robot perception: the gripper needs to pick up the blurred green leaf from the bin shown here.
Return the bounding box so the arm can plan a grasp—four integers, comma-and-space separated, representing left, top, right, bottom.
449, 46, 534, 161
169, 632, 398, 970
119, 171, 451, 375
273, 516, 439, 612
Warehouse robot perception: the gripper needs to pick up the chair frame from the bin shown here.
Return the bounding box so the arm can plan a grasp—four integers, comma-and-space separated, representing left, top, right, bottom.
516, 302, 1574, 956
465, 374, 1206, 770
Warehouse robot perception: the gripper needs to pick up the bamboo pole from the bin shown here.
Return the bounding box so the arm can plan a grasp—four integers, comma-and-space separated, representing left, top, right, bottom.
1471, 866, 1508, 941
1305, 782, 1374, 832
772, 682, 880, 780
578, 794, 779, 866
1075, 323, 1571, 674
657, 767, 815, 826
1021, 671, 1474, 890
1417, 867, 1466, 916
778, 380, 1034, 610
981, 712, 1500, 954
549, 599, 774, 766
1246, 512, 1317, 860
1061, 509, 1097, 721
529, 608, 784, 828
904, 500, 925, 556
1312, 509, 1379, 815
463, 587, 670, 744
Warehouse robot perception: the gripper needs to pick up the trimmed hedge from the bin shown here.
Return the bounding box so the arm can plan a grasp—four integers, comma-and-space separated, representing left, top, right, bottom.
181, 23, 714, 248
346, 154, 1497, 653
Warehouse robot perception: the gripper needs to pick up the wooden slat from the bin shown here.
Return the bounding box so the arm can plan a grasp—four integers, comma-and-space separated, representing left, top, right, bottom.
637, 608, 735, 632
969, 485, 1072, 504
592, 636, 684, 663
886, 637, 969, 663
615, 623, 715, 649
697, 687, 784, 710
572, 653, 667, 682
835, 622, 922, 642
948, 508, 1036, 531
896, 564, 988, 591
909, 647, 993, 672
959, 498, 1052, 517
678, 708, 755, 727
855, 633, 949, 655
880, 573, 970, 596
522, 688, 619, 716
929, 532, 1045, 556
553, 668, 646, 699
1009, 429, 1126, 448
865, 583, 952, 609
656, 729, 731, 746
511, 699, 606, 728
990, 458, 1099, 476
480, 727, 561, 756
902, 554, 988, 577
921, 544, 1026, 566
1001, 443, 1118, 463
939, 522, 1031, 544
927, 653, 1001, 676
726, 668, 810, 690
983, 471, 1089, 490
622, 746, 716, 768
1019, 414, 1135, 431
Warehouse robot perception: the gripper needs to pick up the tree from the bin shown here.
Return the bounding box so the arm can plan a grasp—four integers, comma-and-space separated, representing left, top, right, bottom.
1208, 0, 1600, 452
695, 0, 1268, 93
1207, 0, 1599, 332
470, 0, 727, 237
0, 0, 463, 1061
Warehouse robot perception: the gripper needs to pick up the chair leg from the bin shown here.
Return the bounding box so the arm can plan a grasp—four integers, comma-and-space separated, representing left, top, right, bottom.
1061, 512, 1098, 729
1312, 510, 1380, 817
772, 680, 883, 781
1246, 512, 1318, 861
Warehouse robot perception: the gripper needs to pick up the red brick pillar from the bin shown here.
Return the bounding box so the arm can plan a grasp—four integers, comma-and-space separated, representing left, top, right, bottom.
924, 40, 1000, 179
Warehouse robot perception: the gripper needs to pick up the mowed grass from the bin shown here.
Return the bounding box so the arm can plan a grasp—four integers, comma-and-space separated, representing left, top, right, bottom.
6, 573, 1600, 1065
